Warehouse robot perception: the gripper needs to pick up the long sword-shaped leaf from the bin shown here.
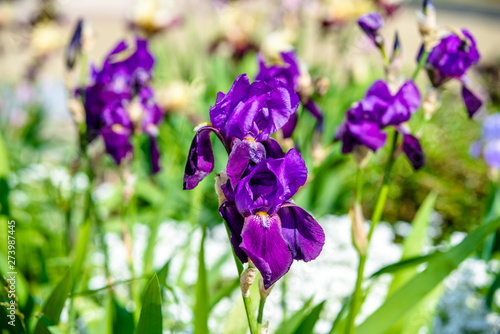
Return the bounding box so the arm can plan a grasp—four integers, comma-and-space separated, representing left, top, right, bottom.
135, 274, 162, 334
293, 301, 326, 334
356, 217, 500, 334
34, 270, 72, 334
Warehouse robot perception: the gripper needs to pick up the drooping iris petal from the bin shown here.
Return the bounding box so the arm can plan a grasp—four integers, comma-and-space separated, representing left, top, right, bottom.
402, 133, 425, 170
227, 138, 266, 188
234, 149, 307, 216
240, 213, 293, 289
219, 201, 247, 263
278, 203, 325, 261
357, 12, 384, 46
461, 85, 482, 118
101, 125, 133, 164
336, 120, 387, 153
126, 38, 155, 87
149, 136, 161, 174
281, 113, 298, 139
304, 99, 323, 122
183, 126, 216, 190
484, 140, 500, 169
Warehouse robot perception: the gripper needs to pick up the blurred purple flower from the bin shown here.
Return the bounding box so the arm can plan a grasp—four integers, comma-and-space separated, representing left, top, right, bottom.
66, 19, 83, 70
183, 74, 299, 190
471, 113, 500, 169
220, 149, 324, 288
256, 51, 323, 138
418, 29, 482, 117
82, 37, 163, 173
336, 80, 425, 169
357, 12, 384, 47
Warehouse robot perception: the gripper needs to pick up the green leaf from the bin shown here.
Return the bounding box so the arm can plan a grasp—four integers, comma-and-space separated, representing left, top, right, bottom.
34, 270, 72, 334
388, 191, 438, 296
293, 301, 326, 334
194, 225, 208, 334
385, 192, 438, 334
328, 297, 350, 334
356, 217, 500, 334
135, 274, 162, 334
370, 253, 440, 278
112, 296, 135, 334
275, 297, 314, 334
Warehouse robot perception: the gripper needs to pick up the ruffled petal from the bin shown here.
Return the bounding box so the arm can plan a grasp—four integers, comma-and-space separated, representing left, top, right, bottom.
262, 137, 285, 159
281, 112, 298, 139
227, 138, 266, 188
240, 213, 293, 289
278, 203, 325, 261
183, 126, 216, 190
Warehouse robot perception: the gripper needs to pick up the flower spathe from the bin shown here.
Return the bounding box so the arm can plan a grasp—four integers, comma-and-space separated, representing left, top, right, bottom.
418, 29, 482, 117
83, 37, 163, 173
336, 79, 425, 169
220, 149, 325, 289
183, 73, 299, 190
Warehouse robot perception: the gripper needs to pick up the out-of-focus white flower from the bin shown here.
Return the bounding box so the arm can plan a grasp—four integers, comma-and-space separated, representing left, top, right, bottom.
30, 21, 65, 57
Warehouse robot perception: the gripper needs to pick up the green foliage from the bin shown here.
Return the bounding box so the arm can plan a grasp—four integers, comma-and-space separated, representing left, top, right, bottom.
135, 274, 162, 334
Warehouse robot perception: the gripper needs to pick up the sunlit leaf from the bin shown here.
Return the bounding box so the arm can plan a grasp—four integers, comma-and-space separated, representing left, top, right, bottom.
135, 274, 162, 334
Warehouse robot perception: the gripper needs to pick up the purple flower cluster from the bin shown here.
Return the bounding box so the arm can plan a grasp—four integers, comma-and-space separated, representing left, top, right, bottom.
256, 51, 323, 138
336, 80, 425, 169
183, 74, 325, 288
470, 113, 500, 169
418, 29, 482, 117
83, 38, 163, 173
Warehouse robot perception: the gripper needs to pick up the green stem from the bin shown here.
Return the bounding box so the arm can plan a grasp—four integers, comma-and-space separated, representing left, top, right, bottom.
346, 131, 399, 334
257, 299, 266, 331
243, 293, 258, 334
355, 168, 364, 205
412, 49, 429, 81
281, 276, 288, 321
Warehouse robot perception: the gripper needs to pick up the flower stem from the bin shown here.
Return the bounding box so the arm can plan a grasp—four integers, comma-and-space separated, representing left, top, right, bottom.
257, 299, 266, 331
355, 168, 364, 205
412, 49, 429, 81
346, 131, 399, 334
243, 294, 258, 334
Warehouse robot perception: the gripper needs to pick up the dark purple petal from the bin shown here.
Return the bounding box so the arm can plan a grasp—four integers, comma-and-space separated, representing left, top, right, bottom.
402, 133, 425, 170
336, 120, 387, 153
262, 137, 285, 159
278, 203, 325, 261
100, 124, 133, 164
281, 112, 298, 139
183, 126, 215, 190
126, 38, 155, 86
219, 201, 247, 263
380, 80, 421, 126
304, 99, 323, 122
357, 12, 384, 46
462, 85, 482, 118
149, 136, 161, 174
227, 138, 266, 188
240, 213, 293, 289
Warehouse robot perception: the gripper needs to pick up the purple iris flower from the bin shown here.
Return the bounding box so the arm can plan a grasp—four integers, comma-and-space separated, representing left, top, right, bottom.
183, 74, 299, 190
83, 37, 163, 173
66, 18, 83, 70
255, 51, 323, 138
418, 29, 482, 117
470, 113, 500, 169
336, 80, 425, 169
220, 149, 325, 288
357, 12, 384, 47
